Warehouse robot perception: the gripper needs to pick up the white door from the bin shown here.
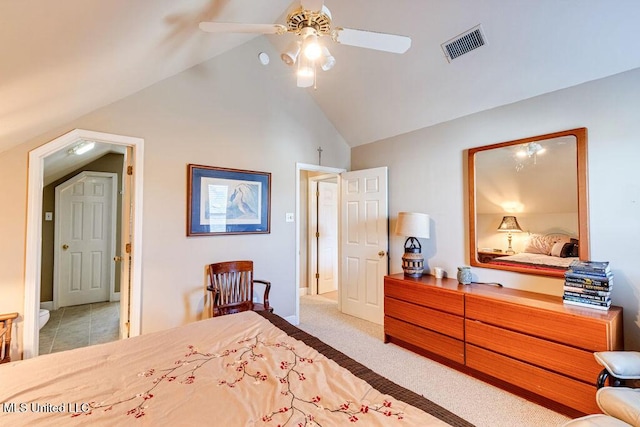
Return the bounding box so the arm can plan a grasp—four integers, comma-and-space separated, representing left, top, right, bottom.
340, 167, 388, 324
318, 180, 338, 294
55, 172, 116, 308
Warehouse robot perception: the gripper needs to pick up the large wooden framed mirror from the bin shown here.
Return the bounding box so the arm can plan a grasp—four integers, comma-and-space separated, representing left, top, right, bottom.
468, 128, 589, 278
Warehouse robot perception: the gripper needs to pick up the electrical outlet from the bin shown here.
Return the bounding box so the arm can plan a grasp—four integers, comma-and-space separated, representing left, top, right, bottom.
285, 213, 294, 222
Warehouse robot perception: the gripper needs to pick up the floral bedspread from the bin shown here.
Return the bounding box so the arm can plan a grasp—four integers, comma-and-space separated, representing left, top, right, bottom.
0, 311, 449, 426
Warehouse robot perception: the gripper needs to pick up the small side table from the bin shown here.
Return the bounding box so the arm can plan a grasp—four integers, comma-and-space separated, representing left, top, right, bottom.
477, 250, 509, 263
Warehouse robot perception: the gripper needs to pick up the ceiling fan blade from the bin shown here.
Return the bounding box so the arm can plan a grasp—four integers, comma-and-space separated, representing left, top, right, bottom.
199, 22, 287, 35
333, 28, 411, 54
301, 0, 324, 12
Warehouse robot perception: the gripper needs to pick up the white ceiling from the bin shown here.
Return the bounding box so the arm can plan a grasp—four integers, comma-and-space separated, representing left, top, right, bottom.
2, 0, 640, 156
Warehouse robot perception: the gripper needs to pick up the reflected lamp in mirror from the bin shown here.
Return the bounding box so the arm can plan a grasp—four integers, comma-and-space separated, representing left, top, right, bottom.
395, 212, 430, 277
497, 215, 523, 254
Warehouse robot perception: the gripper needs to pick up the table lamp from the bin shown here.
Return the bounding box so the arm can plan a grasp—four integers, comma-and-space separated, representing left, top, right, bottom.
395, 212, 430, 277
497, 215, 522, 254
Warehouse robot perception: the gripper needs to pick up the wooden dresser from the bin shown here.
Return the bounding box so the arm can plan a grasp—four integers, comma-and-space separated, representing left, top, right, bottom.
384, 273, 624, 416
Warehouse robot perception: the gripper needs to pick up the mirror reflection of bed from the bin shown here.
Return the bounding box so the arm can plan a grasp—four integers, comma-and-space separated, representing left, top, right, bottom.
469, 128, 589, 277
480, 232, 579, 273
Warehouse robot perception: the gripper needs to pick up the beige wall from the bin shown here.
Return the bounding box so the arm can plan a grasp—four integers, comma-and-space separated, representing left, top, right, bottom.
352, 67, 640, 349
0, 37, 350, 358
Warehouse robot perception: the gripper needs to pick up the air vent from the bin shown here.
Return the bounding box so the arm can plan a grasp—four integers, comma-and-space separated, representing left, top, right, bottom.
441, 25, 486, 62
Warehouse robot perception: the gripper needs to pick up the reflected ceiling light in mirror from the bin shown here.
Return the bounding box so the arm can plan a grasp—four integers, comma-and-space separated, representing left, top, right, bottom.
500, 201, 525, 213
515, 142, 546, 170
516, 142, 546, 158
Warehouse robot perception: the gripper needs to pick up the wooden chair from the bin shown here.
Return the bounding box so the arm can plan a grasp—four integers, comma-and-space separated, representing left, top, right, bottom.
1, 312, 19, 364
207, 260, 272, 317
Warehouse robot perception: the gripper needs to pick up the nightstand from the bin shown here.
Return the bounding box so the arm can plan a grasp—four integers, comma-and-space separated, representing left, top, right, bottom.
477, 250, 509, 263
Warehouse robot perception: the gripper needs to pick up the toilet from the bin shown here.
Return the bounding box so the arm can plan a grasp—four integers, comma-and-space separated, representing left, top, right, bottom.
38, 308, 50, 330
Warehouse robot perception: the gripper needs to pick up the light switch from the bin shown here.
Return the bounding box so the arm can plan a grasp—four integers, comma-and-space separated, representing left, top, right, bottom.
285, 213, 294, 222
45, 212, 53, 221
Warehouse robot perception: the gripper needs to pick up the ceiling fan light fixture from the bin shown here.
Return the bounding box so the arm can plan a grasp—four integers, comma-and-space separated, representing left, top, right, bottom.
280, 41, 301, 66
319, 46, 335, 71
297, 68, 315, 87
303, 41, 322, 60
296, 55, 315, 88
198, 1, 412, 89
300, 27, 322, 60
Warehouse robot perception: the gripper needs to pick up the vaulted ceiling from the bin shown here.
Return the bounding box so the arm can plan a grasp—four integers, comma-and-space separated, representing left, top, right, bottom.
2, 0, 640, 156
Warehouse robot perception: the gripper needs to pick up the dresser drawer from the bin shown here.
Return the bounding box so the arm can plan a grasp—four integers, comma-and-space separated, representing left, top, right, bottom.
385, 316, 465, 364
466, 344, 600, 415
465, 319, 601, 384
384, 277, 464, 315
466, 294, 619, 351
385, 297, 464, 340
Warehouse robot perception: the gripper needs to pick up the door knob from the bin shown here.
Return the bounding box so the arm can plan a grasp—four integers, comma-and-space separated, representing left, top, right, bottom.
378, 250, 386, 257
114, 256, 123, 262
62, 244, 69, 250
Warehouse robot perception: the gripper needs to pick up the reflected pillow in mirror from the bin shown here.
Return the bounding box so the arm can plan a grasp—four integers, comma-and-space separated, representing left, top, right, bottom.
551, 241, 565, 257
560, 242, 578, 258
524, 233, 572, 255
524, 234, 552, 254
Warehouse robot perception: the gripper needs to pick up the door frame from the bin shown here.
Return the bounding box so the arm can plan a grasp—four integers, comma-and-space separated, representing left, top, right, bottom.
53, 171, 118, 310
307, 175, 339, 296
24, 129, 144, 359
294, 163, 346, 325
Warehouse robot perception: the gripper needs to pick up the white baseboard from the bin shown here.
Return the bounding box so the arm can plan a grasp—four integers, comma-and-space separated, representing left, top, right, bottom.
284, 315, 299, 325
299, 287, 308, 296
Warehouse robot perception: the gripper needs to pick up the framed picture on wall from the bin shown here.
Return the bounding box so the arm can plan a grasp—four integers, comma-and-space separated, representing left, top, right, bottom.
187, 164, 271, 236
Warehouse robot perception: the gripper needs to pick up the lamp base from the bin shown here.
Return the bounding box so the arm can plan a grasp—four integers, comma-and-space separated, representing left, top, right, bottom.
402, 249, 424, 277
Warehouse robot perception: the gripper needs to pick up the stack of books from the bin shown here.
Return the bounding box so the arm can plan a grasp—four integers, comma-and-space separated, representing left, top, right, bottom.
563, 260, 613, 310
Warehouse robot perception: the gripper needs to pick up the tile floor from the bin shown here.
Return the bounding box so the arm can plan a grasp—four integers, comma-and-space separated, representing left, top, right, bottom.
39, 301, 120, 355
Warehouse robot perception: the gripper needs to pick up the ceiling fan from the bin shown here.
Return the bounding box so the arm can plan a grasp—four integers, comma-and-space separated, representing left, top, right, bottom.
198, 0, 412, 88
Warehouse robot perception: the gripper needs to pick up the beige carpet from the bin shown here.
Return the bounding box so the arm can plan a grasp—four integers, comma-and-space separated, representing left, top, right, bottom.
298, 294, 572, 427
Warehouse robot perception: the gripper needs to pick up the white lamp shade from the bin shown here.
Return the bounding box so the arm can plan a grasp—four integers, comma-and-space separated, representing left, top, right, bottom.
395, 212, 430, 238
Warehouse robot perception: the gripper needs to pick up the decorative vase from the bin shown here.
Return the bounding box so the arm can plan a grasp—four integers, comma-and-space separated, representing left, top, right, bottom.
457, 266, 472, 285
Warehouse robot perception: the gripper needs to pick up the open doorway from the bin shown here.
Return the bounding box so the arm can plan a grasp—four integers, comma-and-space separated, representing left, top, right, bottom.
40, 167, 119, 355
23, 129, 144, 359
294, 163, 345, 325
307, 174, 339, 298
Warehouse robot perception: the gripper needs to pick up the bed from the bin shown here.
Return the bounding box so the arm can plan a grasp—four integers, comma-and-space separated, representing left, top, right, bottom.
0, 311, 472, 426
489, 252, 578, 271
488, 232, 579, 272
